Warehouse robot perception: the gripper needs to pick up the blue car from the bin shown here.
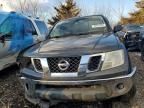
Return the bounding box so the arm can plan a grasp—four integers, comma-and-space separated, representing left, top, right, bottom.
0, 11, 49, 71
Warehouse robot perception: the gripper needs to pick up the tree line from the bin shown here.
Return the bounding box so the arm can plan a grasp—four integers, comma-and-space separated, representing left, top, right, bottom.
10, 0, 133, 26
120, 0, 144, 25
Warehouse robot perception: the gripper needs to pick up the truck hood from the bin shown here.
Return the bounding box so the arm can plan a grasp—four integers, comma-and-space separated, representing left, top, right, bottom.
24, 33, 120, 57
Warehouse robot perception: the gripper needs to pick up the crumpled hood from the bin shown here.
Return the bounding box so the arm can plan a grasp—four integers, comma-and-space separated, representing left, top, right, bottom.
126, 29, 143, 33
24, 33, 120, 57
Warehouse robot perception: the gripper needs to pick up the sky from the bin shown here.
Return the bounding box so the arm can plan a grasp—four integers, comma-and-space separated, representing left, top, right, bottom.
0, 0, 13, 11
47, 0, 137, 24
0, 0, 137, 24
78, 0, 137, 16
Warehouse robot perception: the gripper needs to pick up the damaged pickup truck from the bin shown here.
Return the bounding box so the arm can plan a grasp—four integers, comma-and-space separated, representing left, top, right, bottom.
18, 15, 136, 108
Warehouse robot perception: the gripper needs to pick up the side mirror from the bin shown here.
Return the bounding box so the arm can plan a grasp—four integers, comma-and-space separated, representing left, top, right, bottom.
0, 36, 5, 44
113, 25, 123, 33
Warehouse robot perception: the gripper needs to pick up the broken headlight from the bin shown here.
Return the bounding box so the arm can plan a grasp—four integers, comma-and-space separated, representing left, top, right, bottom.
18, 56, 33, 70
101, 49, 124, 70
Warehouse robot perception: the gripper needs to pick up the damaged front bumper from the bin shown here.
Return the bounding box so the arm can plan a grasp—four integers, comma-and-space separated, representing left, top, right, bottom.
20, 67, 136, 104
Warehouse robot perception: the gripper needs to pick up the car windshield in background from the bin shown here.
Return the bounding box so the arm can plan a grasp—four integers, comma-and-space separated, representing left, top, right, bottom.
0, 16, 12, 38
35, 20, 48, 36
0, 15, 34, 39
0, 13, 8, 25
124, 25, 142, 31
50, 16, 107, 38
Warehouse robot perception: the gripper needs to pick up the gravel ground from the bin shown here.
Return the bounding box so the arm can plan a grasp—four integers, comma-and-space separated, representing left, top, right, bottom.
129, 52, 144, 108
0, 52, 143, 108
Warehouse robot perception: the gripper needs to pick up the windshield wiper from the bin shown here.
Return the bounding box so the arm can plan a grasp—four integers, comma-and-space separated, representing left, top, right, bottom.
50, 34, 77, 39
73, 31, 104, 36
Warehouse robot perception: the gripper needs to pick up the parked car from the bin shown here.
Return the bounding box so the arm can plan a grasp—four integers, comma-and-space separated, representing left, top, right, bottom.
116, 24, 144, 50
0, 11, 49, 71
115, 24, 144, 61
18, 15, 136, 108
139, 31, 144, 61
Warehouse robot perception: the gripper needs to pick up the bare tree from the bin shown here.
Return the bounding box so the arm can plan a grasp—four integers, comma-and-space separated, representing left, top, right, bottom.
8, 0, 50, 20
78, 0, 92, 16
94, 4, 114, 25
9, 0, 28, 13
112, 0, 125, 22
0, 4, 3, 10
79, 1, 115, 26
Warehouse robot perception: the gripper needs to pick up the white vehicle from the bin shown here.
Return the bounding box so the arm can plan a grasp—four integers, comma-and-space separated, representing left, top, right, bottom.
0, 11, 49, 71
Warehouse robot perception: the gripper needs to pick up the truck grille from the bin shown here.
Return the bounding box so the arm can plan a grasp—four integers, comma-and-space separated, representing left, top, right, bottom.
47, 57, 81, 73
88, 56, 101, 71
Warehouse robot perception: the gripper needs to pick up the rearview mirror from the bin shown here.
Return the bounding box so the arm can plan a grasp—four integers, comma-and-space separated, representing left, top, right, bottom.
113, 25, 123, 33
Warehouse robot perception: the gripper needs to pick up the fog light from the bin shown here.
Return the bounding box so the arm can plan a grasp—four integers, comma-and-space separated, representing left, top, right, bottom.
117, 83, 124, 90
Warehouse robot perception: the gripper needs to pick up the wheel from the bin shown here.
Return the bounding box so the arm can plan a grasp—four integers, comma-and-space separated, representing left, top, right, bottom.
112, 86, 136, 108
120, 85, 136, 102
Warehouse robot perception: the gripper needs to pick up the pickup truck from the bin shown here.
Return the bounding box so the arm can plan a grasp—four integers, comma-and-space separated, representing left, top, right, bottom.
0, 11, 49, 71
18, 15, 136, 108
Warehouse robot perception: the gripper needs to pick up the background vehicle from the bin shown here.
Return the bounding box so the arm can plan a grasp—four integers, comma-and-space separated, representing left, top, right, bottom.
116, 24, 144, 50
139, 31, 144, 61
0, 11, 49, 71
18, 15, 136, 108
115, 24, 144, 61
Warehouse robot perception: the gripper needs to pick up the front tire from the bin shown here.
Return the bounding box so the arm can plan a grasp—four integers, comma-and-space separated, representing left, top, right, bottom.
112, 101, 131, 108
120, 85, 136, 102
112, 86, 136, 108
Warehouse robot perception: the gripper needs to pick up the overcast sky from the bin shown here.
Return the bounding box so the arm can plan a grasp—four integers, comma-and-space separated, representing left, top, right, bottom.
0, 0, 137, 23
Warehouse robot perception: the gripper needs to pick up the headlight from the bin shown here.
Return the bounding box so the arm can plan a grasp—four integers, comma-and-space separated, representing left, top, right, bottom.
101, 49, 124, 70
18, 56, 33, 69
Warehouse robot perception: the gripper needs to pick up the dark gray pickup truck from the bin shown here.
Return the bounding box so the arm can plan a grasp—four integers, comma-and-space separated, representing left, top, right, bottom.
18, 15, 136, 108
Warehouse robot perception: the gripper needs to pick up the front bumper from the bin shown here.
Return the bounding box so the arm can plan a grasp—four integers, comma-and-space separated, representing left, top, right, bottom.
20, 67, 136, 104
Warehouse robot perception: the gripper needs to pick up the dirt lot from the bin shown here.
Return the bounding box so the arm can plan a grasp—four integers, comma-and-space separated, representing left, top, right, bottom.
0, 52, 144, 108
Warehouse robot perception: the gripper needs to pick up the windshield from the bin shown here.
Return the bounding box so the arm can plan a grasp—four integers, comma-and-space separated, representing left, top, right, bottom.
50, 16, 107, 38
